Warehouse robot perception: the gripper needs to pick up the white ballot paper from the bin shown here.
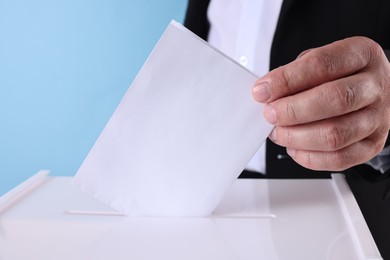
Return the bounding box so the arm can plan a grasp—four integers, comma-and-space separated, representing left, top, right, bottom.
72, 21, 274, 217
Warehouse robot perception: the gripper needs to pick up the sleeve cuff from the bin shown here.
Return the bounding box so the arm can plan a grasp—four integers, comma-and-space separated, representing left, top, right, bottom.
365, 145, 390, 174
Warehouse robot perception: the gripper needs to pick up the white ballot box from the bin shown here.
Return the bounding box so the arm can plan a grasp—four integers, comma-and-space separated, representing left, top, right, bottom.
0, 171, 382, 260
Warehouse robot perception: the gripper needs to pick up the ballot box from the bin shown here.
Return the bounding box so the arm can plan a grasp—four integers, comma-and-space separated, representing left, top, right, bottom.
0, 171, 382, 260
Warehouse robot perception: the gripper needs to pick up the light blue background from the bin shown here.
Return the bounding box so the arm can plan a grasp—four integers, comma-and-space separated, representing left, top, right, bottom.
0, 0, 188, 195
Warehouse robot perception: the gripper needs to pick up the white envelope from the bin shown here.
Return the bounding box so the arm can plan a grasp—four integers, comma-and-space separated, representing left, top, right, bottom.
72, 21, 274, 217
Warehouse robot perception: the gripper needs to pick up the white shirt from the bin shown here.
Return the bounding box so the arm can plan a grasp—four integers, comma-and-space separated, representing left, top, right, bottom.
207, 0, 283, 173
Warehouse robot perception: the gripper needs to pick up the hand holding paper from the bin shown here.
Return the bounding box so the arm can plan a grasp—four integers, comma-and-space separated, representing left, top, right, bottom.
72, 21, 274, 216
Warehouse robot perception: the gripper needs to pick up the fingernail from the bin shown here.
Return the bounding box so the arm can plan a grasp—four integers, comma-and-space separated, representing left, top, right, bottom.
264, 104, 277, 124
269, 128, 277, 142
253, 81, 270, 102
287, 148, 296, 158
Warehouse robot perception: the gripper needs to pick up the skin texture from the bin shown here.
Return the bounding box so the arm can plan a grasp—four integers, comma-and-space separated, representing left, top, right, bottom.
253, 36, 390, 171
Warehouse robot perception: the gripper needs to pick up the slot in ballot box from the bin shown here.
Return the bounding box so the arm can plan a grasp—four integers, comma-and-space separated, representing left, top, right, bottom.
0, 171, 382, 260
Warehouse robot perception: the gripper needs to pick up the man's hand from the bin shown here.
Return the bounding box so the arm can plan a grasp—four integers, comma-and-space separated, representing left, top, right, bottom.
253, 36, 390, 171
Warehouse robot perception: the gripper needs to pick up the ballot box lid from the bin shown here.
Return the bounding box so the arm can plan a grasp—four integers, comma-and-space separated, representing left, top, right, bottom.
0, 171, 382, 260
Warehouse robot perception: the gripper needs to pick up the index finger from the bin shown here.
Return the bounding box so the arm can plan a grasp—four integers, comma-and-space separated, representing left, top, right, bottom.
253, 37, 373, 103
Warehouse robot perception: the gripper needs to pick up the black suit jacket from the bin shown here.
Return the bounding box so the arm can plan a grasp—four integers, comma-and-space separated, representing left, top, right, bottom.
184, 0, 390, 258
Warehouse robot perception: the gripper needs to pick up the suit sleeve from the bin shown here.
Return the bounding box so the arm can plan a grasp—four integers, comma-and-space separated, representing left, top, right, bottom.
183, 0, 210, 40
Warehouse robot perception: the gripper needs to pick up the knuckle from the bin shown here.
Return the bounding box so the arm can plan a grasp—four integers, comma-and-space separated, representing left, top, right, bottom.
371, 133, 387, 155
305, 153, 318, 170
303, 152, 313, 168
308, 51, 338, 78
332, 83, 357, 111
279, 68, 295, 94
300, 151, 327, 171
285, 128, 296, 147
366, 38, 384, 63
296, 150, 349, 171
331, 153, 350, 171
297, 151, 314, 169
286, 101, 301, 123
321, 124, 347, 150
301, 151, 349, 171
356, 37, 384, 68
365, 107, 387, 136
